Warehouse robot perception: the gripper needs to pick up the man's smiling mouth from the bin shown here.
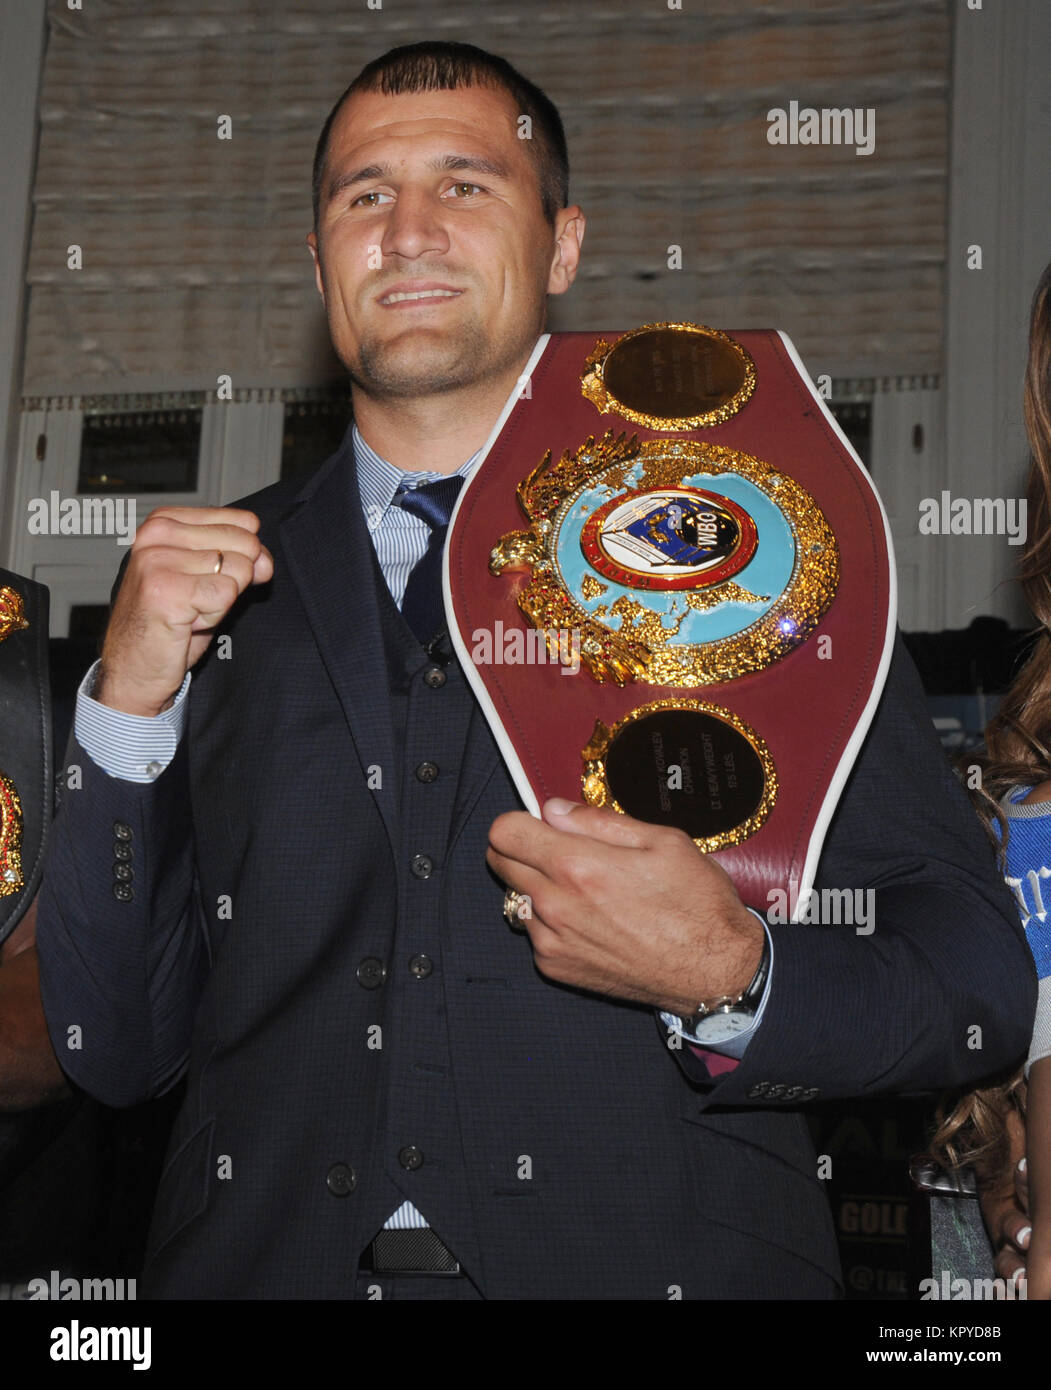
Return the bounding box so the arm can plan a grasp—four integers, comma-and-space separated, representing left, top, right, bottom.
378, 287, 464, 306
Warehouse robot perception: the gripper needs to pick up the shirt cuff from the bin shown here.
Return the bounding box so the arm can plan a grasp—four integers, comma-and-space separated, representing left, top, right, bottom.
660, 909, 773, 1059
74, 659, 191, 783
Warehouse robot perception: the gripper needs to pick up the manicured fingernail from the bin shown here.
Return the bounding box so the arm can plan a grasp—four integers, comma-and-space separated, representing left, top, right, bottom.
546, 798, 576, 815
1018, 1157, 1027, 1173
1019, 1225, 1032, 1249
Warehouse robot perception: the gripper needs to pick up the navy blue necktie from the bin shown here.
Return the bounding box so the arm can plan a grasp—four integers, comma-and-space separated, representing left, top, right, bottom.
394, 475, 465, 644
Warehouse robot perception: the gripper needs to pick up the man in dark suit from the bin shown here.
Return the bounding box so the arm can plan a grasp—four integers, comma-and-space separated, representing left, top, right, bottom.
35, 41, 1034, 1299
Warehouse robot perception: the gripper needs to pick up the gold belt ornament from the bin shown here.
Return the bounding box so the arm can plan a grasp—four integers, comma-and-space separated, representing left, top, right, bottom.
0, 585, 29, 895
490, 430, 838, 689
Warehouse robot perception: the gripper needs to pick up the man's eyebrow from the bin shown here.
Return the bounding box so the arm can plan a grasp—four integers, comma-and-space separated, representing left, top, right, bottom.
430, 153, 511, 180
325, 153, 512, 202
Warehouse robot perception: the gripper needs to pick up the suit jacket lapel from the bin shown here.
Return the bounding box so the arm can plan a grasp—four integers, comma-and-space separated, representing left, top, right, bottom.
279, 436, 400, 857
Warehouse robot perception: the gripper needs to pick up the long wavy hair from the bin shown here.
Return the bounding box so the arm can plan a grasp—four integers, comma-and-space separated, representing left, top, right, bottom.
929, 260, 1051, 1180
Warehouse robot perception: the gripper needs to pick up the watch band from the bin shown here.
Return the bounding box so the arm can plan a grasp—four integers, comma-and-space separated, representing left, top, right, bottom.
689, 921, 771, 1025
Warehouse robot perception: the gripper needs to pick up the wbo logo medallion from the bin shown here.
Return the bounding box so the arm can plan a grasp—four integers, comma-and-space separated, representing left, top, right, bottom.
580, 486, 757, 591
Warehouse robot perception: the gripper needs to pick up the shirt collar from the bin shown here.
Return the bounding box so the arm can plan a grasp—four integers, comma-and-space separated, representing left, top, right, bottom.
352, 422, 482, 520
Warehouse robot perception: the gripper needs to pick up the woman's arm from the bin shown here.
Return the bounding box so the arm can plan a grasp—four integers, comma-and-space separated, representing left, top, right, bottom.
1023, 1058, 1051, 1297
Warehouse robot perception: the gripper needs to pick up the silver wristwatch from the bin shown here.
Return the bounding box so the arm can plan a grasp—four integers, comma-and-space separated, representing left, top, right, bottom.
681, 929, 771, 1043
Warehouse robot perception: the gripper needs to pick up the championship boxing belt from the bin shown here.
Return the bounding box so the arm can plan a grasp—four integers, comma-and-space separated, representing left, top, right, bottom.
444, 323, 894, 910
0, 569, 52, 945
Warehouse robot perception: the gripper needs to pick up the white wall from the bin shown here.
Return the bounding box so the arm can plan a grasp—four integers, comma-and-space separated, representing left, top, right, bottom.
940, 0, 1051, 630
0, 0, 47, 569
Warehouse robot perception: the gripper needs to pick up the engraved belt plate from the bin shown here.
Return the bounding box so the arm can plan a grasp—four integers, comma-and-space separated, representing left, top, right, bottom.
582, 700, 777, 850
581, 321, 757, 429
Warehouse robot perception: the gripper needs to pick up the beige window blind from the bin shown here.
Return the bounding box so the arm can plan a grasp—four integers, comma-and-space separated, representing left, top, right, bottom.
23, 0, 949, 397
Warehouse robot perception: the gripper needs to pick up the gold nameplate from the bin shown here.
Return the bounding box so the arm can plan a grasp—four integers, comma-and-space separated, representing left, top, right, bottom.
581, 322, 757, 430
582, 700, 777, 850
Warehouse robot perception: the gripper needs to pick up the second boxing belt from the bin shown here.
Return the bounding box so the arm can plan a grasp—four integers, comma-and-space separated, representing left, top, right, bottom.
0, 572, 52, 945
444, 322, 894, 910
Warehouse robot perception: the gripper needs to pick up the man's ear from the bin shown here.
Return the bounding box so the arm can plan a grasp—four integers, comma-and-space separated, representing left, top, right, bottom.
307, 232, 325, 303
547, 207, 585, 297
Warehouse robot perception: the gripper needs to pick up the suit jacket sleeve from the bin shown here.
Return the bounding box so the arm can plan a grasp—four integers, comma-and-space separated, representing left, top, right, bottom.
672, 633, 1038, 1109
35, 729, 207, 1107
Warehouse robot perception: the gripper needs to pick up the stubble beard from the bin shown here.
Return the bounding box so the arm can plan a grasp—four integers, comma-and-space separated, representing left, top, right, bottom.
344, 291, 546, 402
350, 321, 496, 399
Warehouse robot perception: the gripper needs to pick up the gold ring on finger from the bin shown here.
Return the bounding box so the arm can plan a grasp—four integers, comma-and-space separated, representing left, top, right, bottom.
503, 888, 531, 928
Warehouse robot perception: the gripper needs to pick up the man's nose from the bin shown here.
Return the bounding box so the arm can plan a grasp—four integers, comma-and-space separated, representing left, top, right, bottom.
380, 189, 451, 260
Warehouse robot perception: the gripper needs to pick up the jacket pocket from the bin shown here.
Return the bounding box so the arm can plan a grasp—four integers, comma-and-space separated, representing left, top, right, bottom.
145, 1116, 215, 1261
678, 1106, 841, 1281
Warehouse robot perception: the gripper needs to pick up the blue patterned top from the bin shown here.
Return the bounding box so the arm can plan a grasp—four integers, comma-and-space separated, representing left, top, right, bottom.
1000, 789, 1051, 980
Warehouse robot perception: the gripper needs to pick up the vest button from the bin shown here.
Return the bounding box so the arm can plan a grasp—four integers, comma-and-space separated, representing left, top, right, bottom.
399, 1145, 424, 1171
356, 957, 387, 990
423, 666, 447, 689
410, 854, 434, 879
415, 760, 439, 783
409, 954, 433, 979
326, 1163, 356, 1196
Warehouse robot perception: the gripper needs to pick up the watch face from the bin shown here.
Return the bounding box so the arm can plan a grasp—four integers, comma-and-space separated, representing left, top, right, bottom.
687, 1008, 755, 1044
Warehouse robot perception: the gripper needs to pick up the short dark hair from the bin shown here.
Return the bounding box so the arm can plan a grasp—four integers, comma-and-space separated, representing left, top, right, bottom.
311, 41, 569, 232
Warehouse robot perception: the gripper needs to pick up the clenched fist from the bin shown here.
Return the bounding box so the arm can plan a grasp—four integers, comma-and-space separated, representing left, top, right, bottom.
96, 506, 274, 717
